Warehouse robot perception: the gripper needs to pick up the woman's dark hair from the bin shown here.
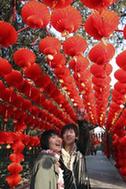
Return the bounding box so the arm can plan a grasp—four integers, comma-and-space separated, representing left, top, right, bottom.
40, 130, 58, 150
61, 123, 78, 137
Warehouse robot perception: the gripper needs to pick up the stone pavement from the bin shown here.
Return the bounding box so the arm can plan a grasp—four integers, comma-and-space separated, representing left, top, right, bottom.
86, 151, 126, 189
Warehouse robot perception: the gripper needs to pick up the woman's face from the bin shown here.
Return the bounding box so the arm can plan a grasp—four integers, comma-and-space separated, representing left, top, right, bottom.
63, 129, 76, 146
49, 135, 62, 153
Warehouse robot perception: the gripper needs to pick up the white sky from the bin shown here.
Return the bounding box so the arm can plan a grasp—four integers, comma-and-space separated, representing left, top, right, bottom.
110, 56, 119, 88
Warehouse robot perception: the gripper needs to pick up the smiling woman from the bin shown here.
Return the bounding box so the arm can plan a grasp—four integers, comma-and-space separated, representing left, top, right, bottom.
30, 130, 64, 189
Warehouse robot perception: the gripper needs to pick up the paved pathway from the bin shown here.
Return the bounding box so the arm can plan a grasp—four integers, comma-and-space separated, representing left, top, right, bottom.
86, 151, 126, 189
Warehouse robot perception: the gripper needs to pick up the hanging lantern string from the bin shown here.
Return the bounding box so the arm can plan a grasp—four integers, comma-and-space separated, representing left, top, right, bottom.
115, 29, 123, 32
12, 0, 17, 22
31, 36, 39, 46
17, 26, 29, 33
112, 103, 126, 125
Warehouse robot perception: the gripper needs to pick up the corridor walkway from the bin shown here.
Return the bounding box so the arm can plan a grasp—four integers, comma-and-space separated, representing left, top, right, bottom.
86, 151, 126, 189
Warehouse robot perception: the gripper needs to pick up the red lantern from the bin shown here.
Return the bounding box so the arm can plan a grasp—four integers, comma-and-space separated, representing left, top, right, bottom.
11, 94, 23, 108
21, 1, 50, 29
5, 70, 23, 88
43, 0, 73, 9
69, 55, 89, 71
6, 174, 22, 187
28, 136, 40, 146
80, 0, 116, 10
39, 36, 61, 55
90, 63, 112, 78
92, 76, 111, 87
5, 132, 15, 144
0, 21, 17, 47
112, 89, 124, 101
85, 10, 119, 40
49, 53, 66, 68
13, 48, 36, 67
15, 122, 27, 132
19, 80, 31, 95
35, 74, 51, 88
90, 64, 106, 78
8, 163, 23, 174
89, 42, 115, 65
51, 6, 82, 34
0, 57, 12, 76
22, 99, 32, 111
9, 153, 24, 163
116, 50, 126, 70
114, 82, 126, 95
24, 63, 42, 81
120, 136, 126, 146
12, 141, 25, 153
0, 132, 9, 144
0, 81, 6, 99
123, 25, 126, 39
114, 69, 126, 83
63, 36, 87, 56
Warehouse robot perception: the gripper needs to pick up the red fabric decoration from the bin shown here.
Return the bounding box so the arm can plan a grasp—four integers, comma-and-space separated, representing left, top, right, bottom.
109, 102, 120, 112
1, 88, 12, 102
12, 141, 25, 153
11, 94, 24, 108
90, 63, 112, 78
43, 0, 73, 9
6, 174, 22, 187
13, 48, 36, 67
21, 99, 32, 111
105, 63, 113, 75
30, 87, 40, 101
6, 132, 15, 144
0, 132, 12, 144
112, 89, 124, 101
114, 82, 126, 94
0, 21, 17, 47
0, 57, 12, 76
49, 53, 66, 68
90, 64, 106, 78
51, 6, 82, 34
8, 163, 23, 174
15, 122, 27, 132
119, 136, 126, 146
85, 10, 119, 40
5, 70, 23, 88
89, 42, 115, 64
92, 76, 111, 86
21, 1, 50, 29
114, 69, 126, 83
80, 0, 116, 10
9, 153, 24, 163
19, 80, 31, 95
24, 63, 42, 81
27, 136, 40, 146
0, 81, 6, 98
63, 36, 87, 56
116, 50, 126, 70
123, 25, 126, 39
69, 55, 89, 71
39, 36, 61, 55
34, 74, 51, 88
